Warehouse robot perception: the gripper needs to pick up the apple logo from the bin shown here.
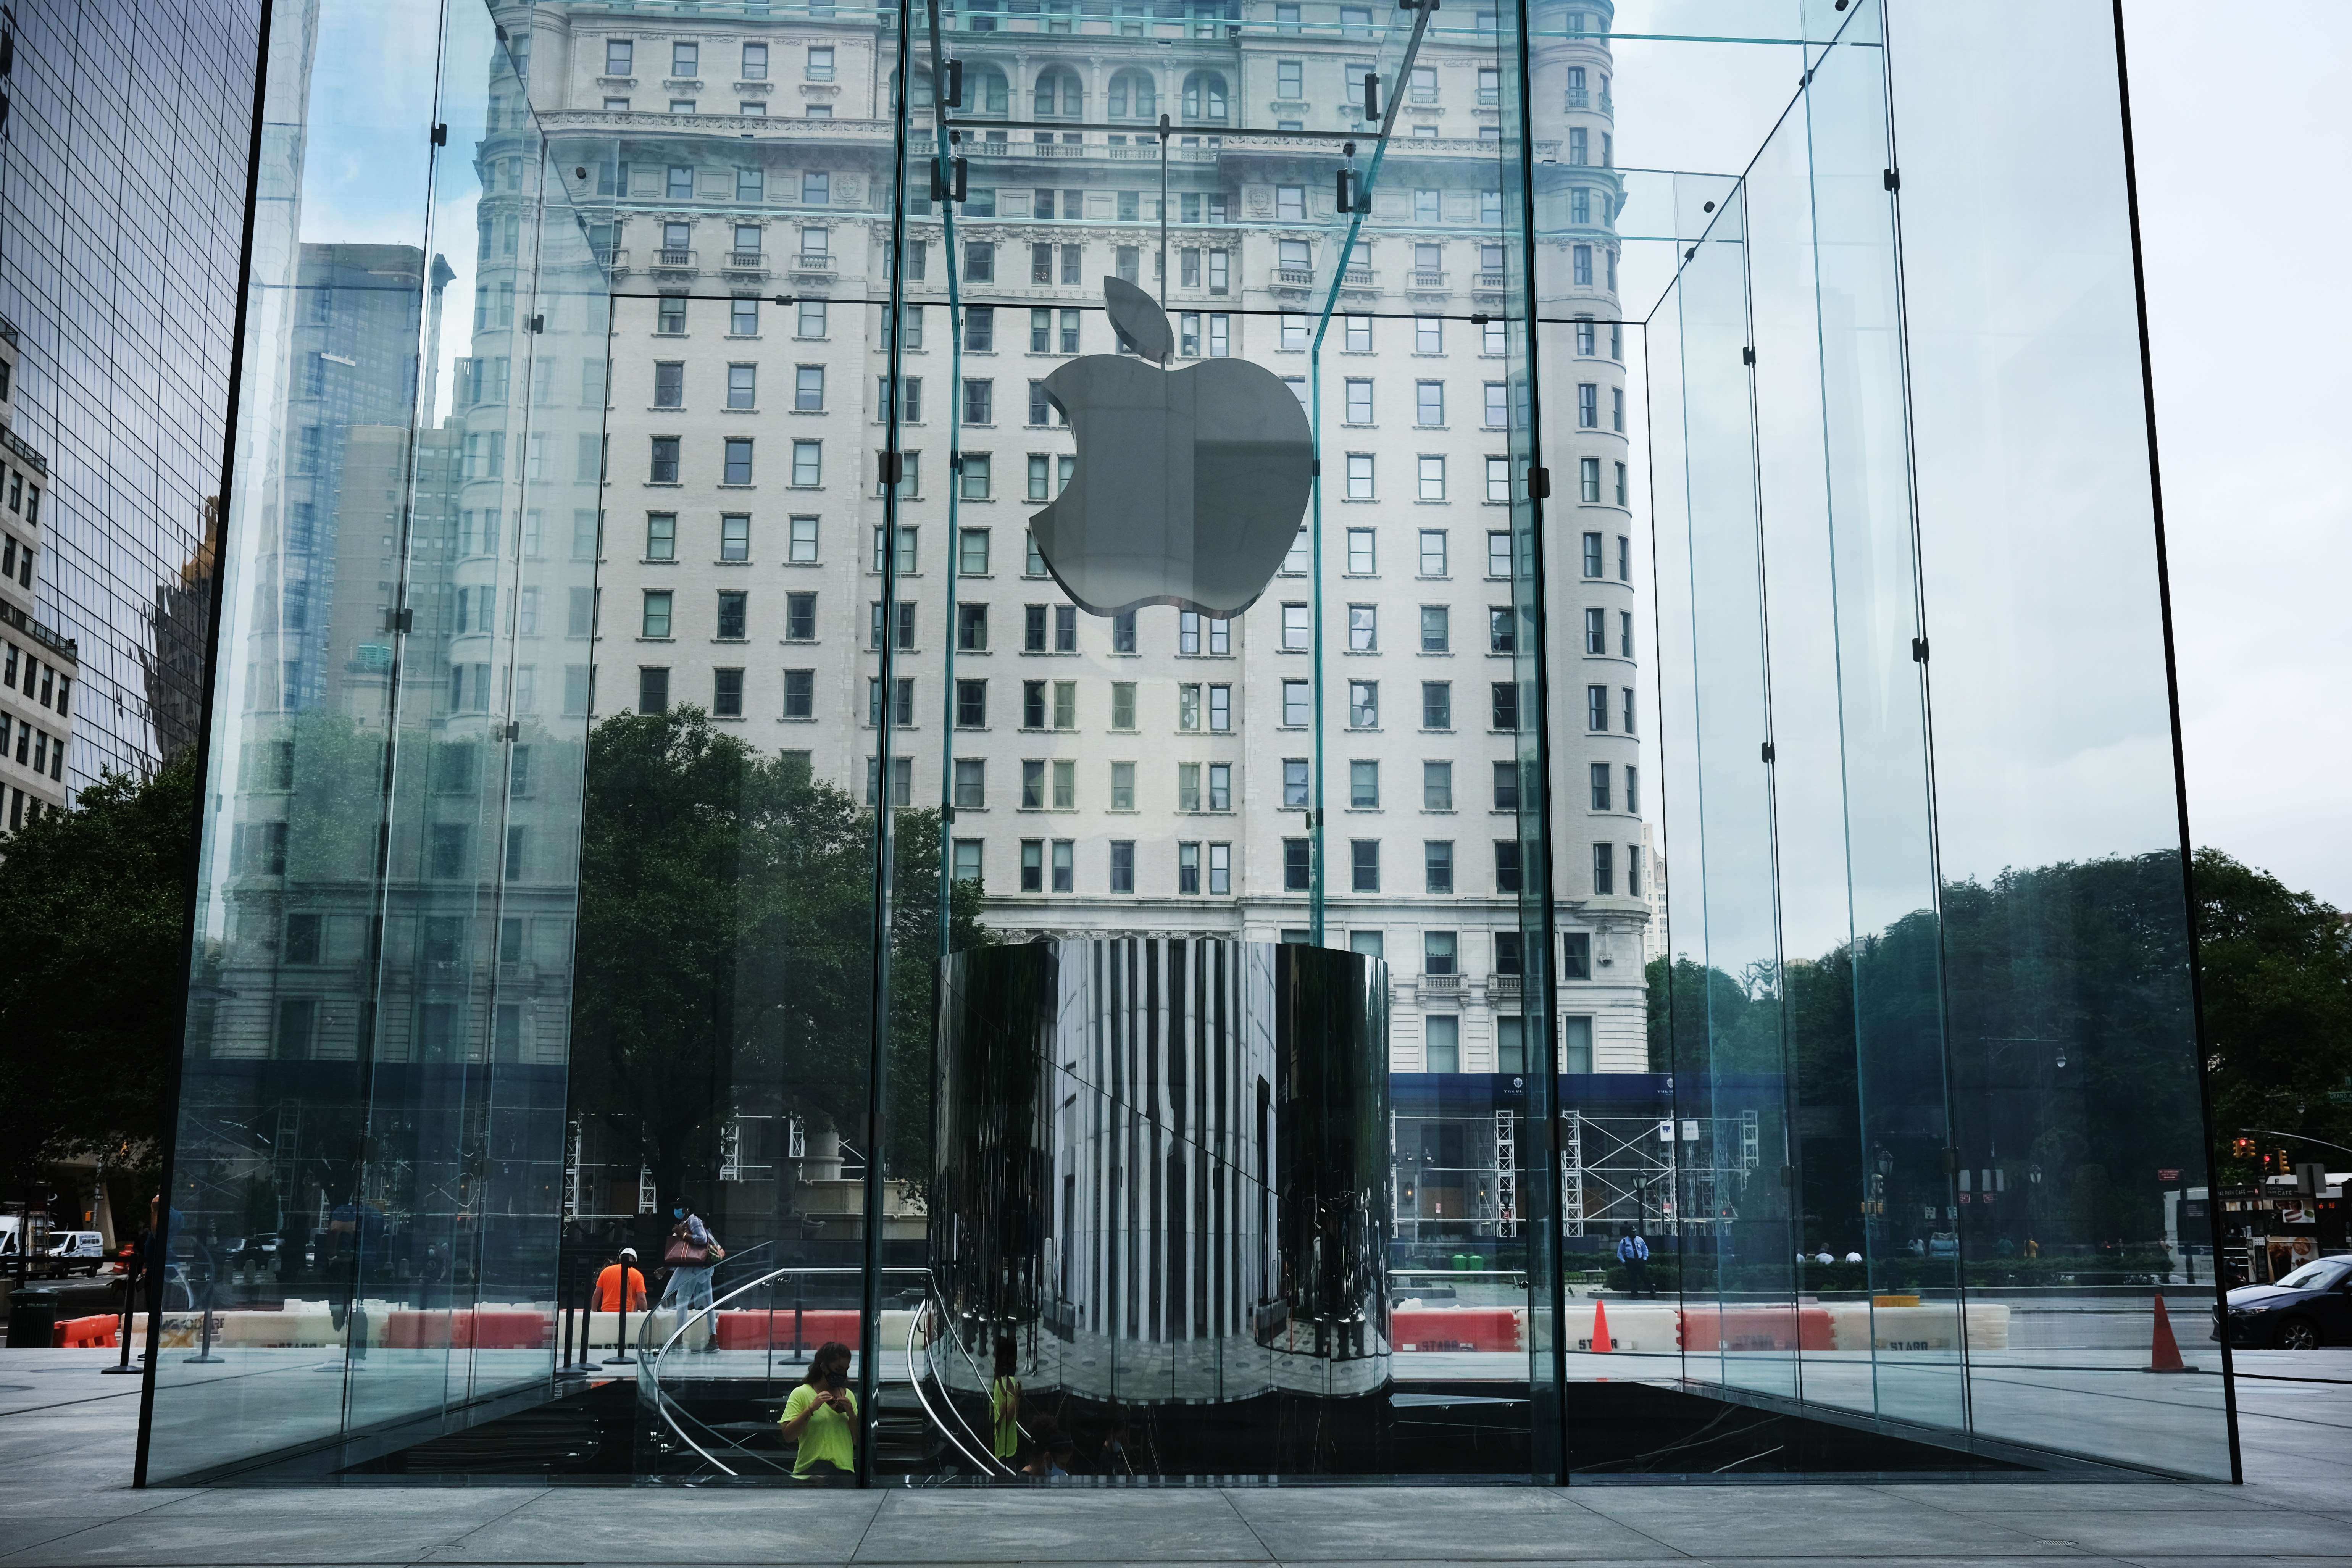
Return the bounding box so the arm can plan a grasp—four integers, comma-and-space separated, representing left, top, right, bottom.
1031, 277, 1315, 619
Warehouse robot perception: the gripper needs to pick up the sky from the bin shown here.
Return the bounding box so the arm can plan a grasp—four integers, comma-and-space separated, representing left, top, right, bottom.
2128, 0, 2352, 908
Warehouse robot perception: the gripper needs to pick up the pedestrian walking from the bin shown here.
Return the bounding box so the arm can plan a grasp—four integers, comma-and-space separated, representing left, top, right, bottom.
660, 1201, 724, 1353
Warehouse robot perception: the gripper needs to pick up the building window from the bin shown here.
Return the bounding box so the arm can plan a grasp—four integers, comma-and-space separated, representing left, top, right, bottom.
789, 516, 819, 561
1416, 381, 1444, 425
1349, 680, 1378, 728
953, 839, 983, 884
1282, 679, 1310, 728
1021, 840, 1044, 892
1495, 840, 1523, 894
1562, 931, 1592, 980
1109, 839, 1136, 893
638, 666, 670, 713
1488, 760, 1519, 813
1350, 839, 1380, 893
641, 590, 674, 638
1178, 841, 1202, 895
1420, 681, 1451, 731
1493, 682, 1521, 731
1592, 842, 1615, 895
1424, 840, 1453, 894
792, 441, 822, 485
645, 512, 678, 561
1418, 530, 1447, 577
956, 679, 987, 728
1582, 531, 1603, 577
783, 669, 815, 718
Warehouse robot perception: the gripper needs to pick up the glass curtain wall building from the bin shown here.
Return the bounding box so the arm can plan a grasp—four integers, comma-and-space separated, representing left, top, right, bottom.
143, 0, 2234, 1487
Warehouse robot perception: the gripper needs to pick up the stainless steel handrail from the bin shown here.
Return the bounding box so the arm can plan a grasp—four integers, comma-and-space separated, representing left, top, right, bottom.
637, 1263, 1012, 1479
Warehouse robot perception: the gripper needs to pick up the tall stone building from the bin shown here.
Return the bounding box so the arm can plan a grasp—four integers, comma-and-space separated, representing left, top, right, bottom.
504, 0, 1646, 1087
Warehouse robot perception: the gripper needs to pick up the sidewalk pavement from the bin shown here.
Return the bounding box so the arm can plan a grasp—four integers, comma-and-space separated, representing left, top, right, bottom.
1, 1347, 2345, 1567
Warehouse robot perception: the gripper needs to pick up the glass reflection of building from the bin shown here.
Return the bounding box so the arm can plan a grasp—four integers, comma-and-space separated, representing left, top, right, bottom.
145, 0, 2238, 1491
523, 0, 1647, 1270
0, 0, 260, 784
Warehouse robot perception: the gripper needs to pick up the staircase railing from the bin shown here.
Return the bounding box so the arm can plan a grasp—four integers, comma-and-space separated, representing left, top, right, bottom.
634, 1263, 1014, 1479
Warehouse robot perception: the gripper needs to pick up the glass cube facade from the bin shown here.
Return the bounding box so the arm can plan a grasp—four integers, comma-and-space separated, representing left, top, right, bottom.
143, 0, 2234, 1486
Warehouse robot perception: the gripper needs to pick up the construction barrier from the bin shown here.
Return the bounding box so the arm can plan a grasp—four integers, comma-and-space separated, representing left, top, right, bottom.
1391, 1306, 1520, 1353
1679, 1305, 1836, 1352
52, 1313, 119, 1349
715, 1307, 863, 1351
1405, 1299, 2011, 1357
382, 1309, 551, 1350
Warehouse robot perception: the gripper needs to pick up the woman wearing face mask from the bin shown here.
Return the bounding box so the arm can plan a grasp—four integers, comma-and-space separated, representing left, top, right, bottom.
777, 1340, 859, 1480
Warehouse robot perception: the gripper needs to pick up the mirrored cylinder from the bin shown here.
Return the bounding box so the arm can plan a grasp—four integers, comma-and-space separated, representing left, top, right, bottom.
933, 938, 1391, 1412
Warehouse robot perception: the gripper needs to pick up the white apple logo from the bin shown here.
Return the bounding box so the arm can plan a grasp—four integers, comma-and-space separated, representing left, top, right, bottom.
1031, 278, 1315, 619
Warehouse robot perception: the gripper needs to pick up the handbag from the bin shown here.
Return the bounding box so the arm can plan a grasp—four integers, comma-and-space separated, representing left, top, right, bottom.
663, 1221, 713, 1268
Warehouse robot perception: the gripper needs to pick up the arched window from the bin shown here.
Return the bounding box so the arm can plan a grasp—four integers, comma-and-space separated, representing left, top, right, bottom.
1181, 69, 1226, 124
889, 68, 936, 112
968, 63, 1011, 116
1032, 65, 1083, 118
1107, 68, 1156, 120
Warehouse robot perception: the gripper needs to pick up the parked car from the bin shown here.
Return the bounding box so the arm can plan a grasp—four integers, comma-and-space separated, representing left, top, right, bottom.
2217, 1255, 2352, 1349
42, 1231, 108, 1276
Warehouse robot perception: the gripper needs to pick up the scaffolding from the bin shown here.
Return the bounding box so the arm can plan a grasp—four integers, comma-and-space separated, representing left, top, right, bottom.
1393, 1102, 1764, 1245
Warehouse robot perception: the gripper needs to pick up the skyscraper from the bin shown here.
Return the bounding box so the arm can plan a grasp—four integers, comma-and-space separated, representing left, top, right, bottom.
0, 0, 260, 784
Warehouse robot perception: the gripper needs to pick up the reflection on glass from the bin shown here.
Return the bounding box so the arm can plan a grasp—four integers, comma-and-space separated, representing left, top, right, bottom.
147, 0, 2229, 1489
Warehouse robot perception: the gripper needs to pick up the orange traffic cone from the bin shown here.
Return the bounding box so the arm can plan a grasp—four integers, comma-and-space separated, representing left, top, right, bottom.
2144, 1294, 2193, 1374
1591, 1297, 1613, 1353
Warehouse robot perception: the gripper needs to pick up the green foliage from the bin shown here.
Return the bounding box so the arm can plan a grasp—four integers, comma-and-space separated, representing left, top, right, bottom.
1647, 850, 2323, 1255
2191, 848, 2352, 1181
568, 708, 988, 1206
0, 753, 198, 1189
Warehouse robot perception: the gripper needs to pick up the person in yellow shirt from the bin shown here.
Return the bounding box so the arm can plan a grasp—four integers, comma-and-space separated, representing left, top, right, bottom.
989, 1336, 1021, 1465
778, 1341, 858, 1480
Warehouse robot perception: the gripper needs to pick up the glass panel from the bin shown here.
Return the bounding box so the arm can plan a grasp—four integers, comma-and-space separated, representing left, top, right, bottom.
144, 0, 446, 1484
1887, 0, 2228, 1480
142, 0, 2226, 1489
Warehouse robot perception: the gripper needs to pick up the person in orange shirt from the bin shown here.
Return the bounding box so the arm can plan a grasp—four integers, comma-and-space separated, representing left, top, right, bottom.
593, 1247, 646, 1312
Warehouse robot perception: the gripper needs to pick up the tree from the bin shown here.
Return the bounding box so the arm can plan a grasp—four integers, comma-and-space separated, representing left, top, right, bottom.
0, 753, 198, 1203
568, 708, 986, 1216
2191, 848, 2352, 1181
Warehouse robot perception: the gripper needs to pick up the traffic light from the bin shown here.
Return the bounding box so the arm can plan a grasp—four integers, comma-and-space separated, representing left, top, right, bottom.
2230, 1137, 2257, 1161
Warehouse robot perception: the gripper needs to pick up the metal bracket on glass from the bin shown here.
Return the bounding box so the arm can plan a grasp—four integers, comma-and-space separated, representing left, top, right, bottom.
1527, 466, 1549, 500
386, 608, 413, 634
1761, 741, 1777, 764
1884, 168, 1901, 192
430, 123, 447, 147
943, 58, 963, 109
1912, 636, 1930, 664
932, 151, 968, 205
